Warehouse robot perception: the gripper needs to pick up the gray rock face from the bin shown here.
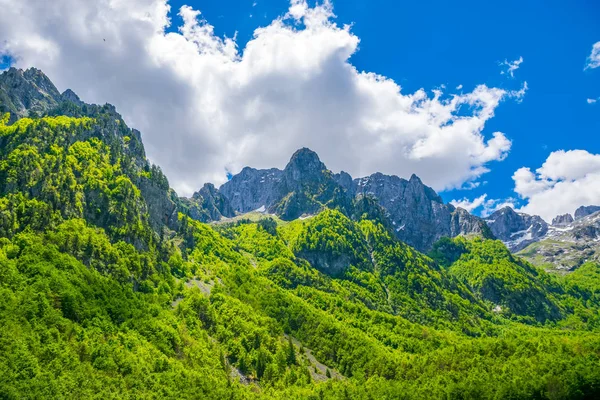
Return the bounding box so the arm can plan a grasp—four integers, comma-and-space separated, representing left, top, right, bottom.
61, 89, 84, 106
552, 213, 574, 227
0, 67, 64, 121
181, 183, 235, 223
351, 172, 487, 250
219, 148, 346, 221
137, 179, 179, 231
219, 167, 284, 214
333, 171, 353, 193
575, 205, 600, 220
485, 207, 549, 251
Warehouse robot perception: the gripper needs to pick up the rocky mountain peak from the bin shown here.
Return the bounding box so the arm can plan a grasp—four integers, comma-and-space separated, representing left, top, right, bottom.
283, 147, 327, 183
198, 148, 489, 251
409, 173, 421, 183
574, 205, 600, 220
0, 67, 65, 122
61, 88, 84, 105
552, 213, 574, 227
485, 207, 548, 251
22, 67, 60, 96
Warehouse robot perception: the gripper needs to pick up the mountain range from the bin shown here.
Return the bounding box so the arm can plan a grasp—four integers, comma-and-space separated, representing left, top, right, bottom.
2, 67, 600, 399
184, 145, 600, 271
182, 147, 490, 252
3, 67, 597, 264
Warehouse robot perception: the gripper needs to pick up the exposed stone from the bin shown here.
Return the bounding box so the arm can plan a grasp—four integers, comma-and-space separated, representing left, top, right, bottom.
574, 205, 600, 220
484, 207, 548, 251
552, 213, 574, 227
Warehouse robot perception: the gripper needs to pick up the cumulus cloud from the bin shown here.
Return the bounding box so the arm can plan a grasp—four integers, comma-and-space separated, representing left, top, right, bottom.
500, 56, 523, 78
0, 0, 524, 196
450, 194, 488, 212
587, 98, 598, 104
450, 194, 517, 217
513, 150, 600, 221
481, 198, 517, 217
585, 41, 600, 70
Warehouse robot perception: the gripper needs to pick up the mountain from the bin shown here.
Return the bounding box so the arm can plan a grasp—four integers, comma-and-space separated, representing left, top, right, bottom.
0, 67, 179, 243
482, 204, 600, 272
0, 67, 73, 122
350, 172, 490, 251
484, 207, 549, 251
575, 205, 600, 219
518, 209, 600, 271
189, 148, 489, 252
2, 68, 600, 399
552, 213, 574, 227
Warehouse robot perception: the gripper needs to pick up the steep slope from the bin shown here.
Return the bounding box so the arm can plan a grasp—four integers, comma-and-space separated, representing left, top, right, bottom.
0, 67, 78, 123
431, 237, 565, 323
352, 173, 489, 251
0, 69, 178, 244
484, 207, 549, 252
575, 205, 600, 219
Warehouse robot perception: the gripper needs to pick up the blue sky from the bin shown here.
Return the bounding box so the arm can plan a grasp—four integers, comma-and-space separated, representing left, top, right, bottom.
1, 0, 599, 220
164, 0, 600, 207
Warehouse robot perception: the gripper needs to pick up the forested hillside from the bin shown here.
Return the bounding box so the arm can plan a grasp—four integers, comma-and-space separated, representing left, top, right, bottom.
1, 68, 600, 399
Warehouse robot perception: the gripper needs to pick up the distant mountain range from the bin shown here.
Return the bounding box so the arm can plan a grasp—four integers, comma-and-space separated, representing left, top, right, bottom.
484, 206, 600, 271
181, 147, 491, 252
182, 146, 600, 265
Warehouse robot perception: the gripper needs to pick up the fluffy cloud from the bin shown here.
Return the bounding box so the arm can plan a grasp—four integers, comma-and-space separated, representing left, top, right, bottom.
0, 0, 524, 196
450, 194, 517, 217
500, 56, 523, 78
588, 98, 598, 104
513, 150, 600, 221
450, 194, 488, 212
585, 41, 600, 70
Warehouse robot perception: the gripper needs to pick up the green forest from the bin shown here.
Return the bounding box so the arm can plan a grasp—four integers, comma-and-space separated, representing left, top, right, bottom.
1, 105, 600, 399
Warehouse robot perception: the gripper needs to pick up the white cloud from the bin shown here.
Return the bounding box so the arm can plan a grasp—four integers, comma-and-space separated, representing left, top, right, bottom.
510, 81, 528, 103
513, 150, 600, 221
500, 56, 523, 78
456, 84, 463, 90
585, 41, 600, 70
450, 194, 488, 212
481, 198, 517, 217
587, 98, 598, 104
0, 0, 524, 196
450, 194, 517, 217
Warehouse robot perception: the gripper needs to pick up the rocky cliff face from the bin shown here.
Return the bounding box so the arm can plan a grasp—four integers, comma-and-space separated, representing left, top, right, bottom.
0, 67, 84, 122
484, 207, 549, 252
217, 148, 351, 221
575, 205, 600, 220
180, 183, 235, 223
194, 148, 489, 251
351, 173, 487, 250
552, 213, 574, 227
